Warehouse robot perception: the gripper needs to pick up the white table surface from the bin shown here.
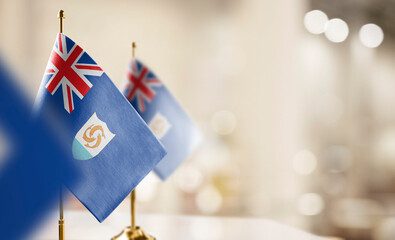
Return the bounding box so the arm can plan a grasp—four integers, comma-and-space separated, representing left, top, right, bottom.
31, 210, 330, 240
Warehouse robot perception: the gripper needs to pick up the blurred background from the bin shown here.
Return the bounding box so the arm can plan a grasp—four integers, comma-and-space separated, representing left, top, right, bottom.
1, 0, 395, 239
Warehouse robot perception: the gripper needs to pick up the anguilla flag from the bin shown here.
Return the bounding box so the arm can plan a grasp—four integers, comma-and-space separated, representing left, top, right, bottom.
123, 58, 201, 180
0, 57, 78, 239
34, 34, 167, 222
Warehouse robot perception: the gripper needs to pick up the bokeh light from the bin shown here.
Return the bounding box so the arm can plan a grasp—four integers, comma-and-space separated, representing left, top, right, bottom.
136, 173, 160, 202
194, 139, 230, 171
175, 165, 203, 193
323, 146, 353, 173
375, 130, 395, 160
211, 110, 237, 136
313, 93, 344, 125
292, 150, 317, 175
359, 24, 384, 48
196, 185, 222, 214
298, 193, 324, 216
325, 18, 349, 43
304, 10, 328, 34
322, 173, 346, 195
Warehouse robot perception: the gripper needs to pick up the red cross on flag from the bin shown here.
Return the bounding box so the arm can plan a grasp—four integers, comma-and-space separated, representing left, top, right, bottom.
44, 33, 103, 113
124, 59, 161, 112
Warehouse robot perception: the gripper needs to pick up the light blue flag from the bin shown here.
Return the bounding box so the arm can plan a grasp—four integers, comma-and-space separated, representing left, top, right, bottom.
123, 58, 201, 180
34, 33, 167, 222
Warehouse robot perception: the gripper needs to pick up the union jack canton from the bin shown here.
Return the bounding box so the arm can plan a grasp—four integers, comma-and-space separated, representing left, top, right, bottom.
44, 33, 103, 113
124, 59, 162, 113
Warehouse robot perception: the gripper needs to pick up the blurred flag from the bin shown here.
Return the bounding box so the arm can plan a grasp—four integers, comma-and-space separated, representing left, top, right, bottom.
34, 34, 167, 222
123, 58, 201, 180
0, 57, 78, 239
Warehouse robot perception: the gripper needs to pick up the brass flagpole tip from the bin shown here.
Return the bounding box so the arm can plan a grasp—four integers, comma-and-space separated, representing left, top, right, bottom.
58, 10, 65, 19
131, 42, 137, 58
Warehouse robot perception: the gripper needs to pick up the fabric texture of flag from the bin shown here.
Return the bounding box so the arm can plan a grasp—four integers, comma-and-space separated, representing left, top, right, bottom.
34, 34, 167, 222
0, 57, 78, 239
124, 58, 201, 180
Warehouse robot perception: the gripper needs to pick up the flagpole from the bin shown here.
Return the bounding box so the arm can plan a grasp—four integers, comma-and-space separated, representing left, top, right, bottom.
59, 188, 65, 240
131, 42, 136, 232
130, 41, 137, 233
58, 10, 65, 33
58, 9, 65, 240
112, 43, 155, 240
131, 189, 136, 231
132, 42, 136, 59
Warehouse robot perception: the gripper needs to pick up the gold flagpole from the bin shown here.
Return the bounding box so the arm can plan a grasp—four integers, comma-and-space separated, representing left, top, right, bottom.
112, 43, 155, 240
130, 42, 137, 233
131, 189, 136, 231
59, 188, 65, 240
58, 10, 65, 34
58, 10, 65, 240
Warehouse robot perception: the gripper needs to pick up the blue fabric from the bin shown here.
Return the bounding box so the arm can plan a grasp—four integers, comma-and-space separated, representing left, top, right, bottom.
0, 58, 79, 239
34, 34, 167, 222
124, 59, 201, 180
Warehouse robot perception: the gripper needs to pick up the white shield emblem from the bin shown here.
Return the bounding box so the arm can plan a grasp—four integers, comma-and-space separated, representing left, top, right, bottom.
148, 112, 171, 140
72, 112, 115, 160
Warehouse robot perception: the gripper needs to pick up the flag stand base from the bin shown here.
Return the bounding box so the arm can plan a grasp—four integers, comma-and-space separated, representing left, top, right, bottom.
112, 189, 155, 240
111, 226, 155, 240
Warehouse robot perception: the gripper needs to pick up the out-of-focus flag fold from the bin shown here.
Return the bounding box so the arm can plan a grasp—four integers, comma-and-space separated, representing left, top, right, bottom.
124, 58, 201, 180
0, 57, 78, 239
34, 34, 167, 222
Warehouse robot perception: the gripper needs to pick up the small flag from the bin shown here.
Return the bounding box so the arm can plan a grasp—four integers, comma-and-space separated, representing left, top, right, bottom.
34, 34, 167, 222
124, 58, 201, 180
0, 57, 78, 239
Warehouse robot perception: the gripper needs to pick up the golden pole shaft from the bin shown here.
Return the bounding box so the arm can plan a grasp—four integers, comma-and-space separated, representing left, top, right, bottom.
57, 10, 66, 240
130, 42, 137, 231
59, 188, 64, 240
131, 189, 136, 230
132, 42, 136, 58
58, 10, 65, 33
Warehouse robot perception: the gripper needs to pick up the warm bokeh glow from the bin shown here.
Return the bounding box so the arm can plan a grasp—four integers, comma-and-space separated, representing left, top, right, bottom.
324, 18, 349, 43
359, 23, 384, 48
304, 10, 328, 34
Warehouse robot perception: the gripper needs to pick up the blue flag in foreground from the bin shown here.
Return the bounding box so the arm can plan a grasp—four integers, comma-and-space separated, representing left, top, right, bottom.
124, 59, 201, 180
34, 34, 167, 222
0, 58, 78, 239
